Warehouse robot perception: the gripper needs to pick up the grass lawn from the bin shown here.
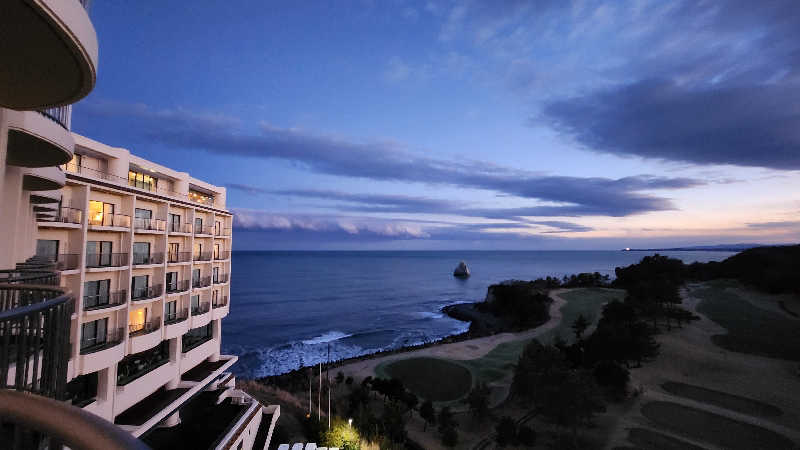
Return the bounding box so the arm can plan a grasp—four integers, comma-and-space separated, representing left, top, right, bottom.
460, 288, 626, 385
662, 381, 783, 418
693, 281, 800, 361
626, 427, 707, 450
380, 357, 473, 402
641, 401, 796, 450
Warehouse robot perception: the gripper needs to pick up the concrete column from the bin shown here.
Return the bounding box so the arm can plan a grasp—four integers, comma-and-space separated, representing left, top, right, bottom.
160, 410, 181, 427
209, 319, 221, 362
0, 166, 24, 268
106, 148, 130, 181
166, 337, 181, 390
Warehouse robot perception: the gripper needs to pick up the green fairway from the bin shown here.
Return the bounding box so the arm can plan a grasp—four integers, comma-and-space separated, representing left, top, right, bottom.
459, 287, 625, 386
661, 381, 782, 418
379, 357, 472, 401
693, 281, 800, 361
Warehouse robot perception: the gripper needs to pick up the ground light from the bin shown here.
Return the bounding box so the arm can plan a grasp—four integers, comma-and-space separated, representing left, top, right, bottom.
323, 418, 360, 449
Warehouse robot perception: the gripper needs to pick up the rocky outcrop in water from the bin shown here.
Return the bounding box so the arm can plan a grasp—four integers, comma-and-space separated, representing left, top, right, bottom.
453, 261, 470, 278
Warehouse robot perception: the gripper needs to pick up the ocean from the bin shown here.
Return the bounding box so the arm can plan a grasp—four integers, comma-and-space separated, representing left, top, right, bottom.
222, 250, 734, 378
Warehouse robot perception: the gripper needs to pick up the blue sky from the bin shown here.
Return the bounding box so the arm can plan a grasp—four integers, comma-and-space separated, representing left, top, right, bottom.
74, 1, 800, 250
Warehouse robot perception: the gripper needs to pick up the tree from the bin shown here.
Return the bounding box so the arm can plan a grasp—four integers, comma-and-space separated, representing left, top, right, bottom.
345, 376, 354, 386
381, 403, 407, 444
465, 382, 490, 419
335, 371, 345, 385
437, 406, 456, 434
572, 314, 590, 341
441, 426, 458, 448
495, 416, 517, 447
403, 391, 418, 418
419, 400, 436, 431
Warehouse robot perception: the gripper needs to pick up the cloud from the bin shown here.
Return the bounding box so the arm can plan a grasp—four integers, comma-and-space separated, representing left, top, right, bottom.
542, 79, 800, 170
80, 100, 703, 218
746, 220, 800, 229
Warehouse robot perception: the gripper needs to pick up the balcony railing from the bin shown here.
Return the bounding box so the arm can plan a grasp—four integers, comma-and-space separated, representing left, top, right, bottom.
212, 296, 228, 309
0, 284, 73, 399
39, 206, 83, 224
128, 320, 160, 338
166, 280, 190, 294
213, 273, 229, 284
169, 222, 193, 234
37, 105, 71, 130
83, 290, 127, 311
131, 284, 163, 301
191, 303, 210, 316
194, 225, 214, 235
88, 213, 131, 228
79, 327, 124, 355
168, 251, 192, 263
192, 276, 211, 289
134, 218, 166, 232
0, 269, 60, 286
132, 252, 164, 266
182, 333, 212, 353
214, 227, 232, 237
214, 251, 231, 261
85, 253, 128, 268
165, 308, 189, 326
55, 253, 80, 271
116, 350, 169, 387
194, 252, 212, 262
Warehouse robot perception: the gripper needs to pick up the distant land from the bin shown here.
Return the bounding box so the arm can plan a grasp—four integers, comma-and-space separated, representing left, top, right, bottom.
624, 243, 769, 252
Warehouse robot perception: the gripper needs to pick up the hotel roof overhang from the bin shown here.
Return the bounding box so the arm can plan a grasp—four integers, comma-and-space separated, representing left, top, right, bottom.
0, 0, 98, 109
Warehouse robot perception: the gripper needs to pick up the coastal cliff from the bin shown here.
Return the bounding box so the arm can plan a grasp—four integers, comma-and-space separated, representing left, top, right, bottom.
443, 279, 552, 335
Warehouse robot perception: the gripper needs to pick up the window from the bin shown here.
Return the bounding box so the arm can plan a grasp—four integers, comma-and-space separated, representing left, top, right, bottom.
170, 213, 181, 231
65, 372, 97, 407
86, 241, 113, 266
194, 217, 203, 231
132, 242, 151, 265
165, 300, 177, 321
189, 190, 214, 205
129, 308, 146, 333
84, 279, 111, 308
88, 201, 114, 226
128, 170, 158, 191
132, 275, 149, 299
213, 243, 220, 259
166, 271, 178, 291
214, 221, 222, 235
191, 295, 200, 311
168, 243, 179, 262
192, 268, 200, 286
212, 266, 219, 283
62, 153, 82, 173
81, 318, 108, 351
193, 242, 202, 258
134, 208, 152, 220
36, 239, 59, 260
212, 290, 219, 305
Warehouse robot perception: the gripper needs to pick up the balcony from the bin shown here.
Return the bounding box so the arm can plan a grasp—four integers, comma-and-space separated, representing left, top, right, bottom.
0, 284, 73, 399
129, 320, 160, 338
168, 222, 193, 234
85, 252, 128, 269
212, 297, 228, 309
191, 303, 210, 317
132, 252, 164, 266
79, 327, 124, 355
83, 289, 126, 311
214, 251, 231, 261
166, 280, 190, 294
116, 343, 170, 388
214, 227, 232, 237
193, 252, 212, 262
131, 284, 163, 302
211, 297, 229, 320
167, 251, 192, 264
38, 206, 83, 225
194, 225, 214, 236
192, 276, 212, 289
55, 253, 80, 270
213, 273, 229, 284
134, 218, 166, 233
129, 321, 163, 354
23, 165, 66, 190
164, 308, 189, 326
88, 213, 131, 229
29, 189, 61, 205
0, 269, 60, 286
0, 0, 98, 110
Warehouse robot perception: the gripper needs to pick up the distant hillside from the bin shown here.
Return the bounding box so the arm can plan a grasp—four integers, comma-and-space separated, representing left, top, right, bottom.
707, 245, 799, 294
627, 243, 767, 252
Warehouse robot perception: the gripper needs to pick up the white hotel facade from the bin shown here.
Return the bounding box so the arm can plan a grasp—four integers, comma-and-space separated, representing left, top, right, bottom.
0, 1, 278, 449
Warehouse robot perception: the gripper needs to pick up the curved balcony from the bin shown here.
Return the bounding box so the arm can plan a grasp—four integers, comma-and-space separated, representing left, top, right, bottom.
192, 276, 212, 289
132, 252, 164, 266
0, 0, 98, 110
78, 327, 125, 375
22, 165, 66, 192
164, 309, 189, 340
131, 284, 163, 303
128, 321, 162, 354
29, 189, 61, 204
83, 289, 127, 313
190, 303, 211, 328
5, 110, 75, 168
0, 284, 73, 399
211, 297, 229, 320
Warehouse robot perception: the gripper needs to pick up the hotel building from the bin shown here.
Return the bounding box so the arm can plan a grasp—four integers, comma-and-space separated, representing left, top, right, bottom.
1, 1, 278, 449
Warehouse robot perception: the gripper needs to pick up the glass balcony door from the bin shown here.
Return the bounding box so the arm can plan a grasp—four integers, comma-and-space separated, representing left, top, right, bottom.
84, 279, 110, 308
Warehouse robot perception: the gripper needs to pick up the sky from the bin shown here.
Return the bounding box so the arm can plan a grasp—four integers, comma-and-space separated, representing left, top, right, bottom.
73, 0, 800, 250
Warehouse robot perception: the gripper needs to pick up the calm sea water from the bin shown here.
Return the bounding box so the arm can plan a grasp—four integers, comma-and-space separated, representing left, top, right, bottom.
223, 250, 734, 377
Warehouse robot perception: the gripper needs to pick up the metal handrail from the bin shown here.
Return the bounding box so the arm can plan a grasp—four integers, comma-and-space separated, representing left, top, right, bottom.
164, 308, 189, 325
0, 270, 60, 286
37, 105, 71, 130
131, 284, 163, 301
0, 286, 73, 401
212, 296, 229, 309
129, 321, 160, 337
214, 251, 231, 260
38, 206, 83, 224
167, 251, 192, 263
166, 279, 190, 294
169, 222, 193, 233
134, 218, 166, 232
194, 252, 213, 262
88, 213, 131, 228
86, 252, 129, 268
0, 389, 151, 450
194, 225, 214, 235
83, 290, 127, 310
79, 328, 124, 355
191, 303, 210, 316
132, 252, 165, 266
